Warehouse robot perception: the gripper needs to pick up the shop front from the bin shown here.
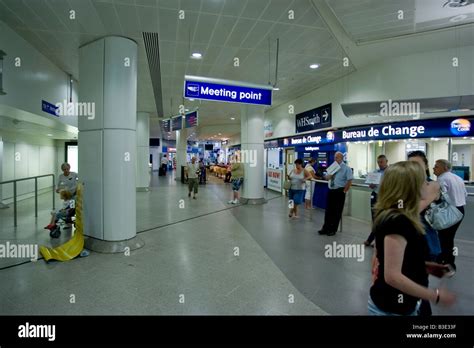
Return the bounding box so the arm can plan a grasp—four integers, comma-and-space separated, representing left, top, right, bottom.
268, 116, 474, 220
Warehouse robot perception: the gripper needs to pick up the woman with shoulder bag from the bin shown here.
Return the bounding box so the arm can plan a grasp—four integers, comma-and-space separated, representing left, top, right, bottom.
368, 161, 456, 316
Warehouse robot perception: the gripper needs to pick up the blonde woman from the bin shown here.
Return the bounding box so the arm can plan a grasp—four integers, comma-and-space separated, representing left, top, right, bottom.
368, 161, 456, 316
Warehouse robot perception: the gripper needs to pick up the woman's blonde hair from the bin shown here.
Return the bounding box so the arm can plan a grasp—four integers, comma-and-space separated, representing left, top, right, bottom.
374, 161, 425, 234
59, 190, 72, 201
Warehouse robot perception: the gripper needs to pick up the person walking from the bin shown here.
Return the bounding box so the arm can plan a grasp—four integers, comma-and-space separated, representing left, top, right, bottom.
160, 154, 169, 176
433, 159, 467, 276
288, 159, 311, 218
304, 158, 317, 209
318, 152, 353, 236
368, 161, 456, 316
186, 157, 200, 199
364, 155, 389, 247
228, 157, 244, 204
408, 150, 443, 316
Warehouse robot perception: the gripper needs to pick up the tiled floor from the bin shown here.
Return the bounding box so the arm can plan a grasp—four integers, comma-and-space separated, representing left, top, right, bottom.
0, 171, 472, 315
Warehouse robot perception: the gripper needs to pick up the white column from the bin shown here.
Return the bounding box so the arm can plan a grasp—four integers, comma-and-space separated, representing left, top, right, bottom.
240, 104, 265, 204
136, 112, 150, 191
175, 127, 187, 181
78, 36, 143, 250
0, 137, 6, 208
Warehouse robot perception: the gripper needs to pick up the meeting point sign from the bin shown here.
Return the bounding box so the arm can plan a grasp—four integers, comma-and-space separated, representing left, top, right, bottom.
184, 75, 272, 106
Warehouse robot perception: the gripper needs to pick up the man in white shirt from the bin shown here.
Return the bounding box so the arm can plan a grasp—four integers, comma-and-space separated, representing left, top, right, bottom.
186, 157, 200, 199
433, 159, 468, 274
160, 154, 169, 176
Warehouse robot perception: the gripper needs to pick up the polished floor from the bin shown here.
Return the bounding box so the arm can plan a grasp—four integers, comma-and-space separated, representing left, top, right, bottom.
0, 170, 473, 315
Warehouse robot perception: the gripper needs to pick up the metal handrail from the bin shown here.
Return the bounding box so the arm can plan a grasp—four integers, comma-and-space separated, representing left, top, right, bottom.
0, 174, 55, 227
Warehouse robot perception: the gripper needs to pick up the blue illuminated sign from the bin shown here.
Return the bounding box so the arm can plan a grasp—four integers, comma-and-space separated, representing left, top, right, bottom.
184, 78, 272, 106
277, 117, 474, 148
42, 100, 59, 117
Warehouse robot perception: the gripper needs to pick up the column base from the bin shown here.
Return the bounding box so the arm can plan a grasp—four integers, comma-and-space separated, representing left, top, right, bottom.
240, 197, 267, 205
84, 235, 145, 253
136, 187, 149, 192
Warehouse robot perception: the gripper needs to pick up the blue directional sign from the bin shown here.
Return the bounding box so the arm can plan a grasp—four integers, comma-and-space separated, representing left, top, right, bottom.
42, 100, 59, 117
184, 76, 272, 106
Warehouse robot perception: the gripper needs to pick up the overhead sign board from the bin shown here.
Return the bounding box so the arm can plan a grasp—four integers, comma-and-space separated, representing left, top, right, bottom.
185, 110, 198, 128
161, 119, 171, 133
184, 75, 272, 106
279, 117, 474, 147
295, 103, 331, 133
171, 115, 183, 131
42, 100, 59, 117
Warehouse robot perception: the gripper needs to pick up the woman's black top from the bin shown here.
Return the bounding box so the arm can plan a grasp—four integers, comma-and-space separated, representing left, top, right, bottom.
370, 213, 429, 315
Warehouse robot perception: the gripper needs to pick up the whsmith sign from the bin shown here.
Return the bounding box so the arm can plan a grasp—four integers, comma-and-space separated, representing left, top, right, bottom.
295, 103, 332, 133
184, 75, 272, 106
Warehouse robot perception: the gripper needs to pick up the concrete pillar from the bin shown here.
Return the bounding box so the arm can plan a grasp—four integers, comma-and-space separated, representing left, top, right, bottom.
136, 112, 150, 191
78, 36, 143, 252
0, 137, 7, 209
240, 104, 265, 205
175, 127, 187, 181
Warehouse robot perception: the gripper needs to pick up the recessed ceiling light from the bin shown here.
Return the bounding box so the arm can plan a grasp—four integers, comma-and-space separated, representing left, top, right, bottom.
230, 117, 235, 120
191, 52, 202, 59
309, 64, 320, 69
450, 14, 468, 22
47, 134, 53, 136
218, 133, 222, 135
273, 87, 280, 91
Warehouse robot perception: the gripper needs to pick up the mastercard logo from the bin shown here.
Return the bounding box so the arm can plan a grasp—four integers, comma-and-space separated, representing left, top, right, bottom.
450, 118, 471, 136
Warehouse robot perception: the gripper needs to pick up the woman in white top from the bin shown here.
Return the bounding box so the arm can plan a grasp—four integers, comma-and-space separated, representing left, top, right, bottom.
304, 158, 318, 209
287, 159, 312, 218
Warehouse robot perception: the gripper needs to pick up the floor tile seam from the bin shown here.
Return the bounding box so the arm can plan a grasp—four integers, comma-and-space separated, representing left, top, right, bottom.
226, 206, 330, 314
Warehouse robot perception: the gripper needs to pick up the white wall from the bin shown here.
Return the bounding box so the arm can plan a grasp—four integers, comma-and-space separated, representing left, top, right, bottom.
265, 44, 474, 139
0, 130, 64, 203
0, 20, 78, 127
347, 143, 366, 178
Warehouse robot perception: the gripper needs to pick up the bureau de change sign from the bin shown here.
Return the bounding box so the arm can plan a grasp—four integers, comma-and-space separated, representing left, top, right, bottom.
184, 75, 272, 106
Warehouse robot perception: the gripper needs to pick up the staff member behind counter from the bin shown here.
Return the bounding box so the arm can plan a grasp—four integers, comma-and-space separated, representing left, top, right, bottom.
318, 152, 353, 236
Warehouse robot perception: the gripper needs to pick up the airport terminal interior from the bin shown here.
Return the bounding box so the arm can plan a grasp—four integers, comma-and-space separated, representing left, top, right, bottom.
1, 0, 474, 317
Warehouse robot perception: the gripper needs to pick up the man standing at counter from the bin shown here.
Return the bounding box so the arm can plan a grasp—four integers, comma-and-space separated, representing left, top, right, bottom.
318, 152, 353, 236
364, 155, 389, 247
433, 159, 467, 276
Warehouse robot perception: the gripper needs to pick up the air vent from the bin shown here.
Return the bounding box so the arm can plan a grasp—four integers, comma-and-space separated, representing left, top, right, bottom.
341, 95, 474, 118
443, 0, 474, 8
142, 32, 164, 118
